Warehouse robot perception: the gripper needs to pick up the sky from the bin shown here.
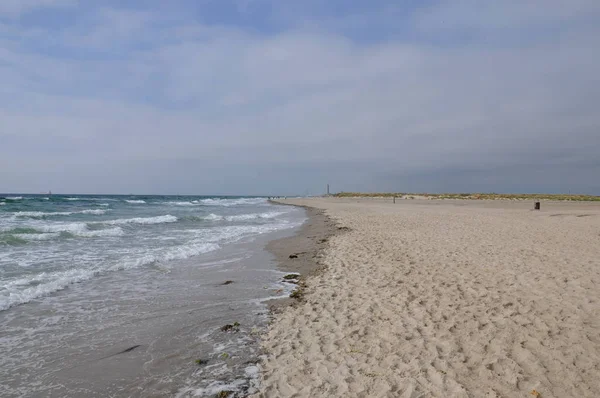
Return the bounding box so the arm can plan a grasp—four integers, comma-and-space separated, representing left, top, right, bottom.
1, 0, 599, 195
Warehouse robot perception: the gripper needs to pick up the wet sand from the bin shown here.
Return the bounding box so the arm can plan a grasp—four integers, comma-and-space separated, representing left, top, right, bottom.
264, 205, 339, 312
254, 197, 600, 398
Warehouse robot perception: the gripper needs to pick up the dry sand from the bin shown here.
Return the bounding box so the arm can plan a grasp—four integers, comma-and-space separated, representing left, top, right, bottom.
253, 198, 600, 398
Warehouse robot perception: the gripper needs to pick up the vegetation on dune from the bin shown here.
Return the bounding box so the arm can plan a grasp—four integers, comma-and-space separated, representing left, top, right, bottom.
333, 192, 600, 201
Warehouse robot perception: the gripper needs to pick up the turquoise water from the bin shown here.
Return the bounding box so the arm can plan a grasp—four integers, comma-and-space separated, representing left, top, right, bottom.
0, 194, 299, 311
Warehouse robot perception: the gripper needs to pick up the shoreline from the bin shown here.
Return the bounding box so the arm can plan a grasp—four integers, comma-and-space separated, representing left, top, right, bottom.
263, 203, 339, 312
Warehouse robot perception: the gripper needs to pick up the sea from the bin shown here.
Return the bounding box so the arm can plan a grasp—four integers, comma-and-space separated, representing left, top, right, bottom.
0, 194, 305, 397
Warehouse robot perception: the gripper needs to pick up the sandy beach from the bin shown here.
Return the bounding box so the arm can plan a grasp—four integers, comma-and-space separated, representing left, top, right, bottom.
254, 198, 600, 397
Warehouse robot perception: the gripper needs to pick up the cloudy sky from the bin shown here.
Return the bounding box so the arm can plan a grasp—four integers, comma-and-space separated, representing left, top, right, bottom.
1, 0, 599, 195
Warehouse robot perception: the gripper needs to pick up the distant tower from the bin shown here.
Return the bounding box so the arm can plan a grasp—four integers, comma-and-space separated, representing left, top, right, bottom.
327, 184, 330, 195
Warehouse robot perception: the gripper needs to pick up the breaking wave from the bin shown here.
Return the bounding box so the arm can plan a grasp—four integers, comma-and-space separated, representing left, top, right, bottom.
102, 215, 177, 225
0, 240, 220, 311
1, 223, 124, 238
13, 209, 107, 218
198, 198, 267, 207
203, 211, 285, 222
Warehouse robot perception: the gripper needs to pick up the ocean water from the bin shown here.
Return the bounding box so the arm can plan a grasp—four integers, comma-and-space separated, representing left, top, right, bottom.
0, 194, 305, 397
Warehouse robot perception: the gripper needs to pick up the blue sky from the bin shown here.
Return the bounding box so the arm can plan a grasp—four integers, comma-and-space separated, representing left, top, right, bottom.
1, 0, 599, 195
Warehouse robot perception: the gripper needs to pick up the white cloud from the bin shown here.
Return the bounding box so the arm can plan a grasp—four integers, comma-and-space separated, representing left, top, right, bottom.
1, 2, 599, 194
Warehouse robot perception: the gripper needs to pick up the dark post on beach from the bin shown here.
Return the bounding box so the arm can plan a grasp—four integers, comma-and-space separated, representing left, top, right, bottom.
534, 202, 541, 210
393, 196, 396, 204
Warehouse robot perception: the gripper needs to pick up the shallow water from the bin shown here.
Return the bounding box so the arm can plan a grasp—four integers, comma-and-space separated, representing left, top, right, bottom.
0, 195, 305, 397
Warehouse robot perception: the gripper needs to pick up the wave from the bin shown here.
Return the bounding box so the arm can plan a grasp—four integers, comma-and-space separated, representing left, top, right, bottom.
187, 220, 301, 247
0, 232, 62, 245
25, 222, 89, 234
0, 239, 220, 310
0, 205, 303, 311
63, 197, 119, 202
81, 209, 106, 215
0, 234, 27, 245
0, 268, 98, 311
125, 200, 146, 204
13, 209, 107, 218
18, 232, 62, 241
76, 227, 124, 237
165, 201, 197, 206
3, 223, 124, 238
103, 215, 177, 225
111, 242, 220, 271
202, 211, 285, 222
225, 211, 285, 221
14, 211, 63, 218
5, 196, 23, 200
198, 198, 267, 207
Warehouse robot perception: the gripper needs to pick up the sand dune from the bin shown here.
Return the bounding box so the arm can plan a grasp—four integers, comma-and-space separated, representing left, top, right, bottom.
254, 198, 600, 397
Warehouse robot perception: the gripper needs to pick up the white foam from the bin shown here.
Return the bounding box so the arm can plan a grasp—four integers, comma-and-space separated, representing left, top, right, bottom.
0, 203, 5, 206
110, 242, 219, 271
187, 220, 302, 247
199, 198, 267, 207
6, 196, 23, 200
32, 222, 89, 234
0, 238, 214, 311
103, 215, 177, 225
245, 365, 260, 378
224, 211, 285, 222
14, 211, 66, 217
245, 364, 261, 395
161, 242, 219, 261
67, 197, 118, 201
187, 379, 248, 397
202, 211, 285, 222
125, 200, 146, 204
77, 227, 124, 237
8, 222, 123, 237
14, 209, 107, 218
19, 233, 61, 241
0, 268, 97, 311
80, 209, 106, 215
167, 201, 196, 206
65, 197, 116, 201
